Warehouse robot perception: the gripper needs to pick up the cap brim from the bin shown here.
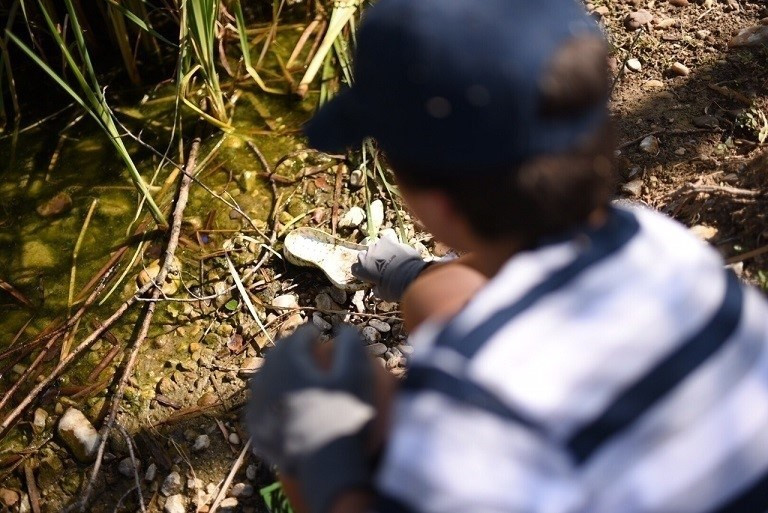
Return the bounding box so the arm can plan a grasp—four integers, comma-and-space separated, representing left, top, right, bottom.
303, 88, 369, 154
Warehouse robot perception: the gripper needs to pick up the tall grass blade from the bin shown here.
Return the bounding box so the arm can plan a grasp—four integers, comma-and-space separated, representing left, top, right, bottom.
232, 0, 283, 94
103, 0, 178, 47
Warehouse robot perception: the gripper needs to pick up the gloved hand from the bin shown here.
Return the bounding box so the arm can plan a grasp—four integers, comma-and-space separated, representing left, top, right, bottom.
246, 324, 375, 513
351, 236, 429, 302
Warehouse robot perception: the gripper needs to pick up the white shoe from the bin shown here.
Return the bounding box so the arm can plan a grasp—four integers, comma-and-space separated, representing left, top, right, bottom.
283, 228, 368, 290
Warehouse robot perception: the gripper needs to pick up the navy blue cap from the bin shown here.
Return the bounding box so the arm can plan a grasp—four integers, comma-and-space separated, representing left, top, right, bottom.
304, 0, 607, 174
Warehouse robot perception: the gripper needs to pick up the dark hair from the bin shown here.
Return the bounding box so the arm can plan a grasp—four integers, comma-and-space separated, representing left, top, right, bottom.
388, 36, 616, 246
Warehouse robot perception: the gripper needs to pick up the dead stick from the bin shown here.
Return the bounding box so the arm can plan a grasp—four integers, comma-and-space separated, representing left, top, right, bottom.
210, 440, 252, 513
71, 133, 201, 513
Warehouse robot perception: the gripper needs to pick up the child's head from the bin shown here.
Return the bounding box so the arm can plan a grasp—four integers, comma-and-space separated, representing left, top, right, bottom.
305, 0, 614, 249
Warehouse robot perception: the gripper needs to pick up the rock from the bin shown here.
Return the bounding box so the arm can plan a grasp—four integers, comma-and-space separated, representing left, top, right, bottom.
593, 5, 609, 16
312, 312, 333, 331
271, 294, 299, 310
118, 457, 140, 478
693, 115, 720, 129
690, 224, 719, 242
626, 58, 642, 72
369, 200, 385, 234
164, 494, 187, 513
328, 287, 347, 305
387, 354, 405, 370
161, 472, 183, 496
643, 79, 665, 89
640, 135, 660, 154
674, 147, 686, 156
157, 377, 176, 395
368, 319, 391, 333
696, 29, 711, 40
198, 392, 218, 407
314, 292, 341, 312
246, 464, 257, 481
361, 326, 382, 343
229, 433, 241, 445
0, 488, 20, 509
656, 18, 678, 29
729, 24, 768, 48
36, 192, 72, 217
398, 344, 414, 355
136, 256, 182, 296
366, 343, 388, 356
145, 462, 157, 482
193, 434, 211, 452
669, 62, 690, 76
349, 168, 364, 188
669, 0, 688, 6
213, 281, 230, 308
187, 478, 203, 490
238, 357, 265, 378
220, 497, 239, 509
625, 10, 653, 30
338, 207, 366, 229
622, 180, 644, 198
33, 408, 48, 434
278, 312, 305, 338
57, 408, 101, 462
230, 482, 254, 498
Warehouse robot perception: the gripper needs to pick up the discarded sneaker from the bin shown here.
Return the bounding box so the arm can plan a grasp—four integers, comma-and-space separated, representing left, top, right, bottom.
283, 228, 367, 290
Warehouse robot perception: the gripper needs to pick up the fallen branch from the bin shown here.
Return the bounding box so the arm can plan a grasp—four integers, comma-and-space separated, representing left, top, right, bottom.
71, 132, 202, 512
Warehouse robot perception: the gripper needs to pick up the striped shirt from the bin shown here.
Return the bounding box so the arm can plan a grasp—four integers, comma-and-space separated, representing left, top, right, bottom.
373, 206, 768, 513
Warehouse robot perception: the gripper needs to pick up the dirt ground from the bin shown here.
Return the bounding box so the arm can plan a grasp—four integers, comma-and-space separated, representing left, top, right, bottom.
602, 0, 768, 282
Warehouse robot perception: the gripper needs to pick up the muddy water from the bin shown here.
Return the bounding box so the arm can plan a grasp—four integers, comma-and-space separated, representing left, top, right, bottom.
0, 68, 317, 386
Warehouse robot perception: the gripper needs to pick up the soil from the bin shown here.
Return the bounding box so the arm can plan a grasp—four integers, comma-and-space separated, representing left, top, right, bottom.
2, 1, 768, 512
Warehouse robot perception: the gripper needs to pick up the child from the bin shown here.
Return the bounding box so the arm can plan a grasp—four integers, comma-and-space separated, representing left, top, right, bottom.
247, 0, 768, 512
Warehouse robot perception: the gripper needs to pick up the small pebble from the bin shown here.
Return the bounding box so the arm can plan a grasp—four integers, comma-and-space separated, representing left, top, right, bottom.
622, 179, 644, 198
229, 433, 241, 445
328, 287, 347, 305
246, 464, 258, 481
32, 408, 48, 434
187, 478, 203, 490
398, 344, 414, 355
643, 80, 665, 89
625, 10, 653, 30
271, 294, 299, 310
349, 168, 364, 188
164, 494, 187, 513
690, 225, 719, 242
118, 457, 139, 478
239, 357, 265, 378
161, 472, 183, 497
674, 147, 686, 156
145, 463, 157, 482
669, 0, 688, 6
339, 207, 366, 229
366, 343, 388, 356
626, 58, 642, 72
369, 200, 385, 234
315, 293, 341, 312
312, 313, 333, 331
193, 434, 211, 452
640, 135, 660, 154
220, 497, 239, 509
368, 319, 391, 333
670, 62, 690, 77
230, 482, 255, 498
361, 326, 382, 343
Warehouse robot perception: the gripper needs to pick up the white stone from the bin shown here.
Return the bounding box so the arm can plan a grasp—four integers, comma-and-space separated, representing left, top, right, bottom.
32, 408, 48, 433
670, 62, 690, 77
349, 168, 364, 188
369, 200, 385, 234
690, 224, 719, 242
164, 494, 187, 513
228, 432, 241, 445
161, 472, 183, 497
193, 434, 210, 452
220, 497, 239, 509
57, 408, 101, 462
640, 135, 659, 154
271, 294, 299, 310
338, 207, 366, 229
626, 58, 642, 72
230, 482, 254, 498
